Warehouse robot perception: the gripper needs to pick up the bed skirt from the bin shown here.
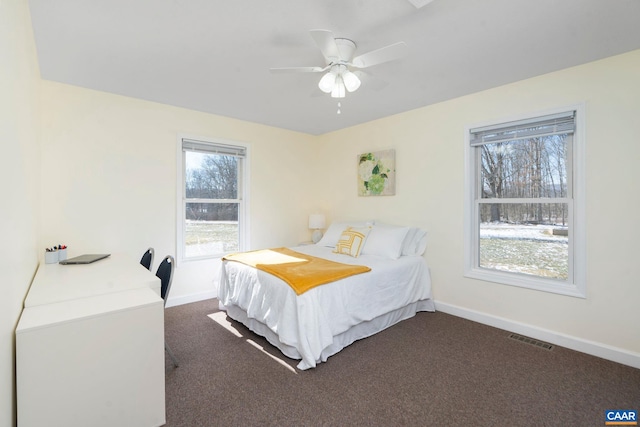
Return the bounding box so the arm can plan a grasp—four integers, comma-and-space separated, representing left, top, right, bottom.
220, 298, 435, 370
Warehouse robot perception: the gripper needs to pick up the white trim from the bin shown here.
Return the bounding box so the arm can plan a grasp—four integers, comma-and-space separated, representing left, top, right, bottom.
435, 301, 640, 370
463, 103, 586, 297
176, 138, 185, 265
464, 268, 584, 298
572, 103, 587, 296
165, 290, 216, 308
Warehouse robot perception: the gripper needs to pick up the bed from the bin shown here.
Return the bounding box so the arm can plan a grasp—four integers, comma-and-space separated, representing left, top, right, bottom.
217, 221, 433, 370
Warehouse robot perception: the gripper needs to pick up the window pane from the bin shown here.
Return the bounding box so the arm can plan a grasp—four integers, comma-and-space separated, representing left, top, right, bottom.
185, 203, 238, 257
481, 136, 567, 199
479, 202, 569, 225
479, 203, 568, 280
185, 152, 238, 199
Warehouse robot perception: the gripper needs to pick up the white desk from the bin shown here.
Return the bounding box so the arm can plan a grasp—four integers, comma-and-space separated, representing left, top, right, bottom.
24, 254, 160, 307
16, 255, 166, 427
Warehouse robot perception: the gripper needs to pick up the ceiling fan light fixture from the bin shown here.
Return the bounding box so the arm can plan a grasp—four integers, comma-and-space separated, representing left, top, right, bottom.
331, 76, 346, 98
342, 70, 361, 92
271, 29, 407, 102
318, 72, 336, 93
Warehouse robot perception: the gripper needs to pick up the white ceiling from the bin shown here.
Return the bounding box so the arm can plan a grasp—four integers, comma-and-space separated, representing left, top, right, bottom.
28, 0, 640, 135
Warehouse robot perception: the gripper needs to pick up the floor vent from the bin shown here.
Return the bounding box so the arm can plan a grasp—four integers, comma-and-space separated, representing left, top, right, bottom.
508, 333, 554, 351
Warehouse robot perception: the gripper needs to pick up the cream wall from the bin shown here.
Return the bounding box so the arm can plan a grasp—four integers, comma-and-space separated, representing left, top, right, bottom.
0, 1, 41, 426
40, 82, 317, 305
316, 50, 640, 364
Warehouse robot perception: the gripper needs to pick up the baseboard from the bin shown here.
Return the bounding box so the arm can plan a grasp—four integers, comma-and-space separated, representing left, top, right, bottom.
166, 290, 216, 308
434, 301, 640, 370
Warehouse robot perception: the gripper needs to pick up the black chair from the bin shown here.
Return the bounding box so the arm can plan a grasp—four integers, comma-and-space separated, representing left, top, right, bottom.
140, 247, 154, 271
156, 255, 179, 367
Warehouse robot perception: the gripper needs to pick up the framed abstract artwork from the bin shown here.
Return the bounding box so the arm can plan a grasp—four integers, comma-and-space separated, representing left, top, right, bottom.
358, 149, 396, 196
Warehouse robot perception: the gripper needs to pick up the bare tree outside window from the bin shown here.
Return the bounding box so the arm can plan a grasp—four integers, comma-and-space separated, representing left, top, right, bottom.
184, 151, 240, 258
476, 125, 571, 280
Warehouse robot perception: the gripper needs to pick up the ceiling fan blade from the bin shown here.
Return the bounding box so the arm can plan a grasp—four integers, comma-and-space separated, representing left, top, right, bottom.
407, 0, 434, 8
310, 29, 340, 63
269, 66, 327, 73
350, 41, 407, 69
353, 70, 389, 92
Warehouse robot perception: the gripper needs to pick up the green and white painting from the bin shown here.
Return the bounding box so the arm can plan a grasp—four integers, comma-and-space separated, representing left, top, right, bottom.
358, 149, 396, 196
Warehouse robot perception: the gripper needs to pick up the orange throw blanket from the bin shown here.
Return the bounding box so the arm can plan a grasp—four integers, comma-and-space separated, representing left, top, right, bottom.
222, 247, 371, 295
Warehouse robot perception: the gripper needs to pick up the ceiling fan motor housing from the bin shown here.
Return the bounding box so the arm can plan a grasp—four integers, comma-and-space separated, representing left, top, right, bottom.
332, 38, 357, 64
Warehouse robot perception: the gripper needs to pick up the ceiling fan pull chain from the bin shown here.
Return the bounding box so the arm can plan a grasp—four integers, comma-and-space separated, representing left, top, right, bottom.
337, 102, 341, 115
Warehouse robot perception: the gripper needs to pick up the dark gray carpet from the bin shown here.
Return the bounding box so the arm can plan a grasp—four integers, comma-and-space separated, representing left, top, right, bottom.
164, 299, 639, 426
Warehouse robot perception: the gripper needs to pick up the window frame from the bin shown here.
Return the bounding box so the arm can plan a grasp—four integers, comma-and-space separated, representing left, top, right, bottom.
463, 105, 586, 298
176, 135, 250, 264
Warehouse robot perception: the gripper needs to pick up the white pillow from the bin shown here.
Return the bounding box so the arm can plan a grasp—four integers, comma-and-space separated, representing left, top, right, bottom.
401, 228, 428, 256
414, 230, 428, 255
401, 227, 419, 256
362, 224, 410, 259
316, 220, 374, 247
333, 226, 372, 258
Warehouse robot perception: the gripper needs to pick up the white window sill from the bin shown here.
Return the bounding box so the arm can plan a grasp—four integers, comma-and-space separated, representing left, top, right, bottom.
465, 268, 586, 299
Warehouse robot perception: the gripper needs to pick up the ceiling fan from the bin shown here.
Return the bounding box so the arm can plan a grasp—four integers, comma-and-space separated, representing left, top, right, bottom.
270, 29, 407, 99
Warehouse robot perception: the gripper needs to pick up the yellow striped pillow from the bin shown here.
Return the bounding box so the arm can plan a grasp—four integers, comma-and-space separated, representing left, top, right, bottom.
333, 226, 371, 257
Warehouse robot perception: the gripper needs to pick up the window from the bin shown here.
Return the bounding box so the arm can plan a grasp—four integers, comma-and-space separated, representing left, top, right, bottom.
464, 107, 585, 297
177, 137, 249, 262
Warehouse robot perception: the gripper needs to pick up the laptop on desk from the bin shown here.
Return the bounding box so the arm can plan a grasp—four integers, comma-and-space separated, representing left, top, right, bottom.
59, 254, 111, 265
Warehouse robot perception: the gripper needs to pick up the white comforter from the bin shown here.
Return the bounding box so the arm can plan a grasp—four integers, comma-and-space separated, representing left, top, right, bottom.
217, 245, 433, 369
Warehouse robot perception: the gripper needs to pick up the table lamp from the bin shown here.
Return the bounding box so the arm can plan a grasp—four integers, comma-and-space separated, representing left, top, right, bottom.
308, 214, 326, 243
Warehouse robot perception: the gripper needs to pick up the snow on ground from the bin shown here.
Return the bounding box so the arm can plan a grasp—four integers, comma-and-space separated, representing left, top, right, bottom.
480, 223, 568, 242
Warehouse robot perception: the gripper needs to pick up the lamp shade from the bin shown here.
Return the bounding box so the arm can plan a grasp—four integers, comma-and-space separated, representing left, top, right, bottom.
342, 70, 361, 92
318, 72, 336, 93
308, 214, 326, 229
331, 76, 346, 98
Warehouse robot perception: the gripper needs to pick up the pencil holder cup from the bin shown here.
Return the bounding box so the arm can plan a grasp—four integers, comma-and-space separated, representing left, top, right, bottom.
45, 251, 59, 264
58, 248, 67, 262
